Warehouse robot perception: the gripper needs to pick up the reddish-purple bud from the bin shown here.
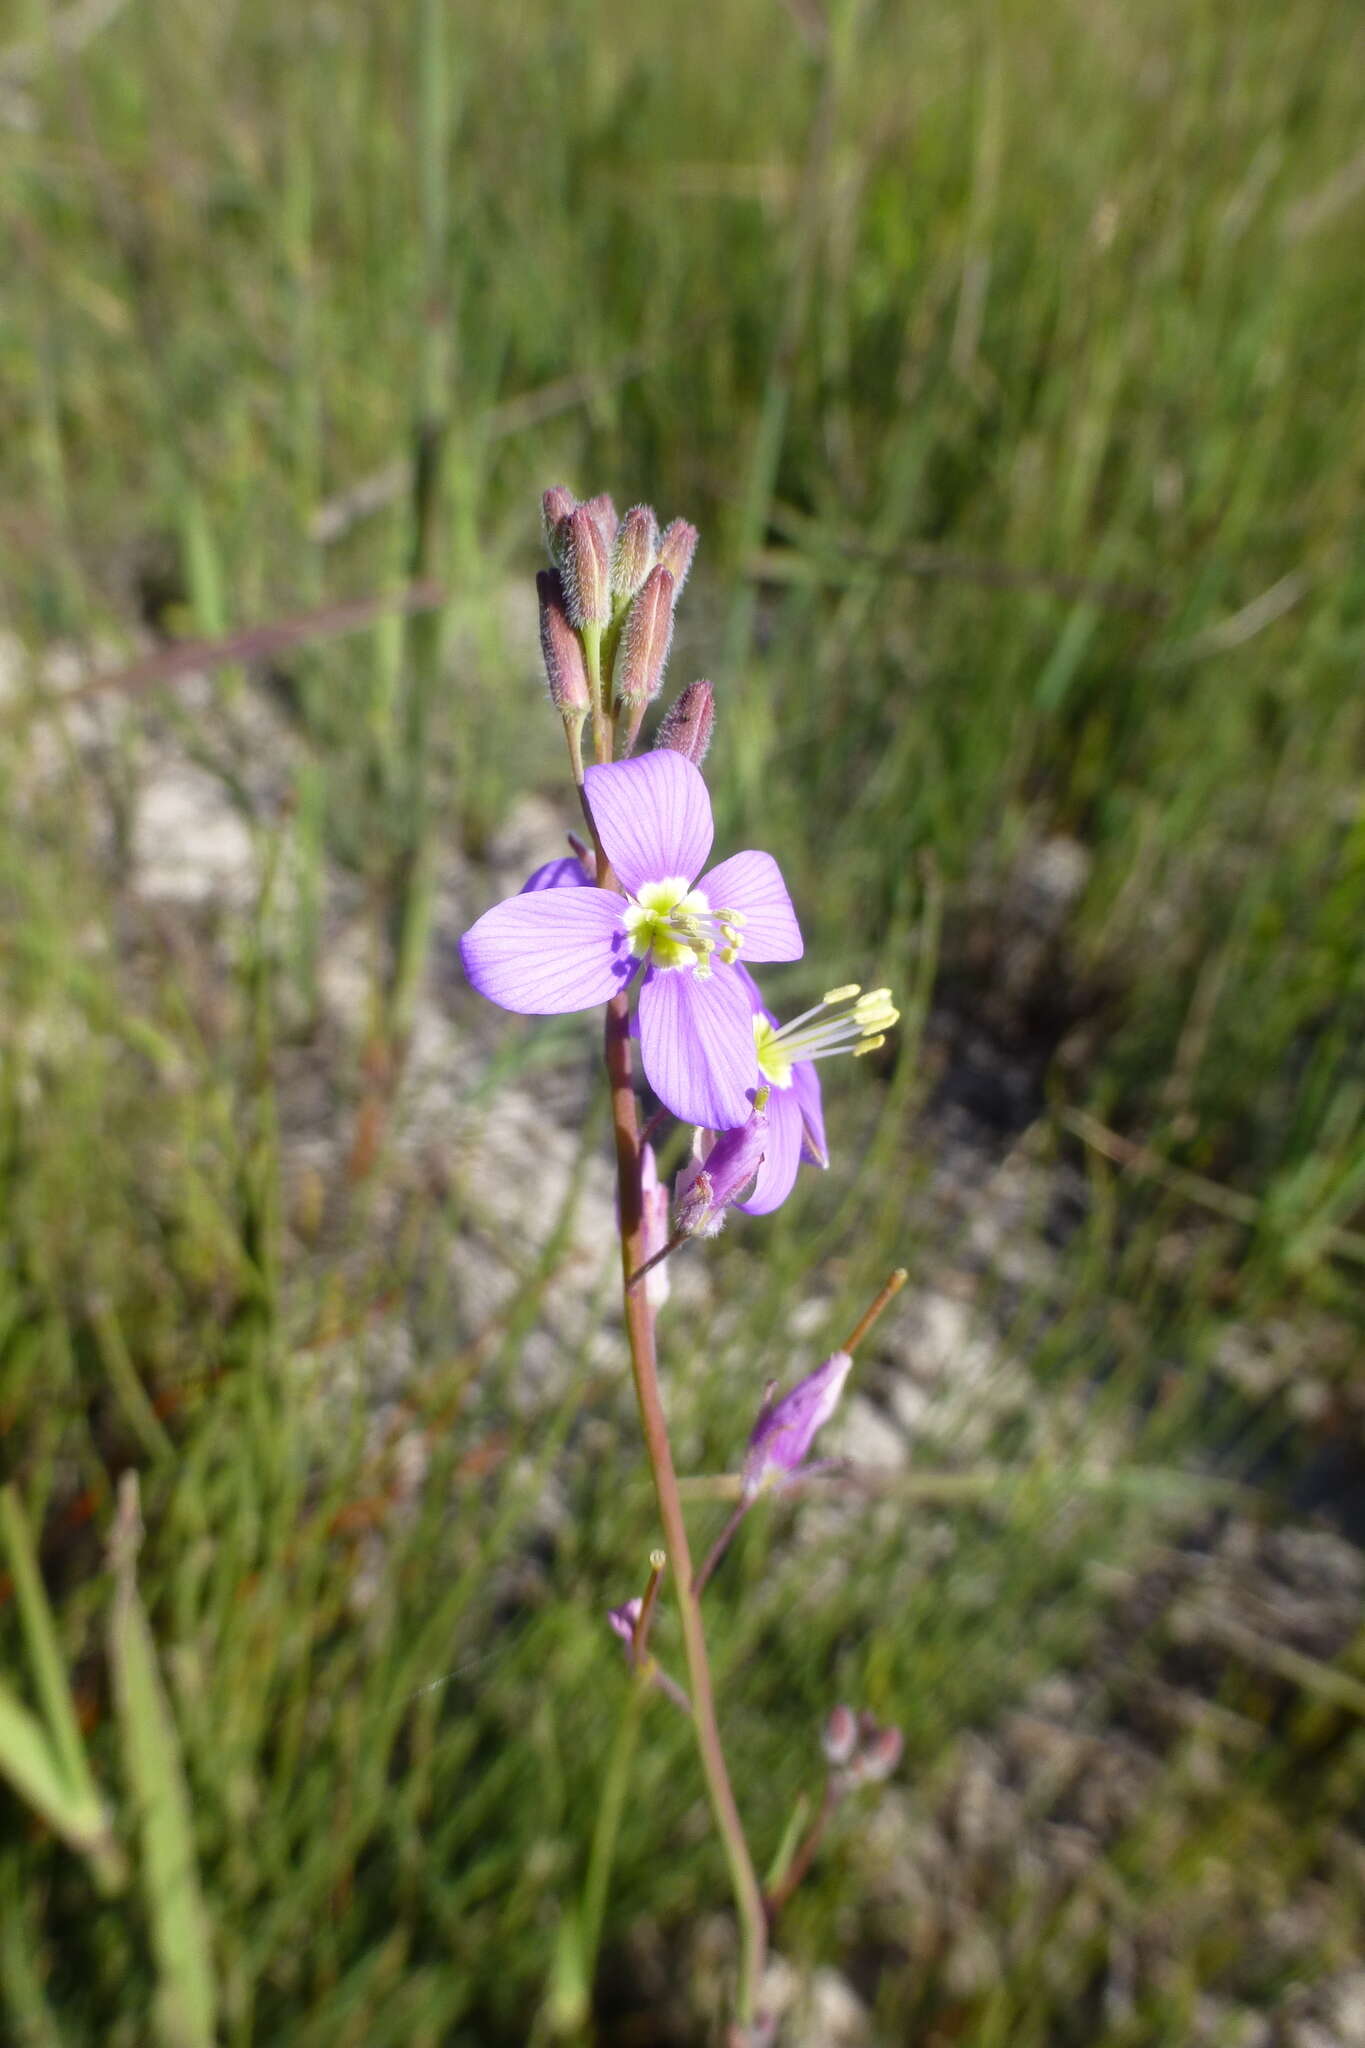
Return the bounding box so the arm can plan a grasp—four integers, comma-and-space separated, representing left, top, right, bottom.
741, 1350, 852, 1500
654, 680, 715, 766
822, 1703, 859, 1767
657, 518, 699, 594
560, 505, 611, 629
582, 492, 619, 549
541, 485, 576, 562
675, 1101, 768, 1237
536, 569, 589, 716
611, 504, 659, 602
615, 565, 676, 709
857, 1724, 904, 1784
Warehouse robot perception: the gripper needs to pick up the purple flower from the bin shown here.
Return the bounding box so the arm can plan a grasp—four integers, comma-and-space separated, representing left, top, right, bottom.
741, 1350, 853, 1500
674, 1098, 768, 1237
459, 752, 802, 1130
725, 967, 898, 1215
608, 1596, 643, 1646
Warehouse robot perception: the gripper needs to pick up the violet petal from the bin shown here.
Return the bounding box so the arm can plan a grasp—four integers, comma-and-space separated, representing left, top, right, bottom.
736, 1084, 804, 1216
520, 856, 593, 894
637, 962, 757, 1131
583, 752, 714, 898
697, 849, 803, 963
459, 887, 631, 1013
793, 1058, 828, 1168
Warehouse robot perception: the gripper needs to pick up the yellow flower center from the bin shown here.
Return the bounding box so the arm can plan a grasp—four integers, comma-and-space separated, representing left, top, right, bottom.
621, 877, 745, 975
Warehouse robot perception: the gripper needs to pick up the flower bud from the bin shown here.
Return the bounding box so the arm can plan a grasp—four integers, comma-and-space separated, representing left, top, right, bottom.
675, 1101, 767, 1237
536, 569, 589, 716
654, 680, 715, 766
582, 492, 619, 548
857, 1724, 904, 1784
560, 505, 611, 629
822, 1703, 859, 1767
615, 565, 675, 710
610, 504, 659, 602
741, 1350, 852, 1500
657, 517, 699, 594
541, 485, 576, 562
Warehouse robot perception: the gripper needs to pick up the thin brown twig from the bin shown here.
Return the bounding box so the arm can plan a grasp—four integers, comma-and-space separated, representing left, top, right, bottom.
5, 582, 446, 725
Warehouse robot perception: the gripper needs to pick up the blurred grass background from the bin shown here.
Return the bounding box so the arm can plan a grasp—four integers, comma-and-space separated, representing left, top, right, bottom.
2, 0, 1365, 2041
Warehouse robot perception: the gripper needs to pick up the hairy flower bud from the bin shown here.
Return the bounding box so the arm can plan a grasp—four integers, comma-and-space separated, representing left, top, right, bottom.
822, 1703, 859, 1767
657, 517, 699, 594
675, 1101, 768, 1237
741, 1350, 852, 1500
611, 503, 659, 602
615, 565, 676, 709
560, 505, 611, 629
654, 680, 715, 766
541, 485, 576, 563
536, 569, 589, 716
582, 491, 619, 548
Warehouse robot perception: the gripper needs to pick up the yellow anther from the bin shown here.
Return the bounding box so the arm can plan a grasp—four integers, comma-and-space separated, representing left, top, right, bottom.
822, 983, 861, 1004
853, 1034, 887, 1057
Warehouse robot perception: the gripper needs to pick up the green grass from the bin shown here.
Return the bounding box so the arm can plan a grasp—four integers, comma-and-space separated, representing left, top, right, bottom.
3, 0, 1365, 2040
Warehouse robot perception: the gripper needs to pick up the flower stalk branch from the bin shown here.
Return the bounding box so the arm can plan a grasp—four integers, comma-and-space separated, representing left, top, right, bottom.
603, 991, 768, 2030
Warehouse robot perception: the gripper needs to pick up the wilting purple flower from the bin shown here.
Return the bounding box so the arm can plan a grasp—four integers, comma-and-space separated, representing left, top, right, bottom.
724, 966, 898, 1216
459, 752, 802, 1130
608, 1596, 642, 1647
674, 1098, 768, 1237
741, 1350, 853, 1499
655, 679, 715, 765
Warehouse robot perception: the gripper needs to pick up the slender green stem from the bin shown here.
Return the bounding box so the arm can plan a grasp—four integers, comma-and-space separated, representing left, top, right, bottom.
603, 995, 768, 2030
581, 622, 612, 763
763, 1779, 839, 1923
577, 1675, 649, 2001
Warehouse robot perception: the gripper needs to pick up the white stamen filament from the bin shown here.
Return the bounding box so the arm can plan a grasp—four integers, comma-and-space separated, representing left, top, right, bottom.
756, 984, 899, 1083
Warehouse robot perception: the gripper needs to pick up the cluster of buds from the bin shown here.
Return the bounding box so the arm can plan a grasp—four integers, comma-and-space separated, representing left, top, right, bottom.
821, 1704, 904, 1789
536, 485, 705, 769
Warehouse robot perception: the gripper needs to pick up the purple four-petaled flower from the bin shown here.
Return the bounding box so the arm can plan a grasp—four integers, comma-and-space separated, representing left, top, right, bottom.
459, 752, 802, 1130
